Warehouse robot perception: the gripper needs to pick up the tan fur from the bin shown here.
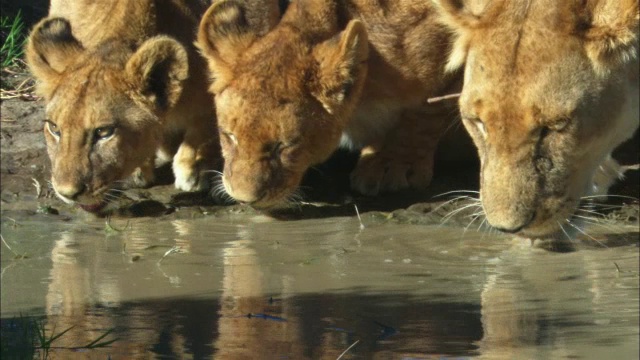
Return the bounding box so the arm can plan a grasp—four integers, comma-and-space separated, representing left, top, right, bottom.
434, 0, 639, 238
26, 0, 219, 212
197, 0, 460, 208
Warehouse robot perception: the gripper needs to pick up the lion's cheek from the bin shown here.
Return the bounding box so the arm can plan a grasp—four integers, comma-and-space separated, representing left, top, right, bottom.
44, 131, 59, 164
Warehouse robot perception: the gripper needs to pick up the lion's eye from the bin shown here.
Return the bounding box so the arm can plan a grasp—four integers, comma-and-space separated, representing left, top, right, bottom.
465, 116, 486, 137
269, 142, 284, 157
221, 131, 237, 146
95, 126, 116, 141
45, 121, 61, 140
548, 118, 570, 132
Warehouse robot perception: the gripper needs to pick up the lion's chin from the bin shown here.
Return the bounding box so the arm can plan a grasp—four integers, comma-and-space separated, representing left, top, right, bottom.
250, 198, 293, 211
516, 214, 581, 241
246, 190, 300, 211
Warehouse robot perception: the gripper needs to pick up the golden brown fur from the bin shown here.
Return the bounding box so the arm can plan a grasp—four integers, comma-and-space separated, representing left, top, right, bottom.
197, 0, 460, 208
434, 0, 639, 238
26, 0, 219, 213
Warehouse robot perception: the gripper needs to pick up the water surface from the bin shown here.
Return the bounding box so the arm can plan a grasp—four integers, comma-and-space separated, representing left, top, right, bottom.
1, 211, 638, 359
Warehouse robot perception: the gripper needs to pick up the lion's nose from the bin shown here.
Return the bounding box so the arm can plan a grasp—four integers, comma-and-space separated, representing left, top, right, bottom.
56, 183, 86, 200
236, 191, 266, 206
491, 211, 536, 234
494, 223, 527, 234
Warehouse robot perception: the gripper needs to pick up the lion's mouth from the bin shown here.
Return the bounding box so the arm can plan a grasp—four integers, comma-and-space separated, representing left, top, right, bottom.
78, 201, 108, 213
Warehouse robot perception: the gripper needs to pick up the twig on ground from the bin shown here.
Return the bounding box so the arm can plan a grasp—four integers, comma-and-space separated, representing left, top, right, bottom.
354, 204, 365, 230
0, 77, 39, 101
32, 178, 42, 198
1, 233, 26, 258
157, 246, 181, 265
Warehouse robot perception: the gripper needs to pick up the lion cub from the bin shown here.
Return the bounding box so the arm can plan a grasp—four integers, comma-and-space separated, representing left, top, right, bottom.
26, 0, 219, 213
196, 0, 460, 209
434, 0, 639, 239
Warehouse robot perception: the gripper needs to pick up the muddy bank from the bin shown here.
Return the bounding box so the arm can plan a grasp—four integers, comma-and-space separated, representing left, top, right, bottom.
1, 71, 638, 227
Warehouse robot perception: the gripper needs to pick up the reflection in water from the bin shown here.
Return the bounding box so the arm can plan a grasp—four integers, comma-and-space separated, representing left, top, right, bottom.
478, 240, 640, 359
0, 215, 637, 358
215, 238, 307, 358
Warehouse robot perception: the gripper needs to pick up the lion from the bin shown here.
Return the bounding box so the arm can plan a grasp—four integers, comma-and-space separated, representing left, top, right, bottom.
433, 0, 639, 239
196, 0, 461, 209
26, 0, 220, 213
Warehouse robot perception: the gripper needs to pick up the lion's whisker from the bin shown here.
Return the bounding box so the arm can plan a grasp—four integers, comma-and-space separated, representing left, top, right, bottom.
283, 189, 305, 211
202, 169, 224, 176
557, 221, 574, 242
575, 208, 607, 217
463, 212, 484, 234
565, 219, 608, 248
581, 194, 639, 201
432, 190, 480, 198
431, 195, 480, 214
440, 203, 482, 226
572, 215, 624, 233
209, 175, 235, 205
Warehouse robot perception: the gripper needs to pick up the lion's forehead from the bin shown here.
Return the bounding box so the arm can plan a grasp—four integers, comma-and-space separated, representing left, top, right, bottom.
219, 87, 308, 130
46, 67, 138, 128
465, 34, 594, 124
233, 35, 311, 94
48, 92, 123, 128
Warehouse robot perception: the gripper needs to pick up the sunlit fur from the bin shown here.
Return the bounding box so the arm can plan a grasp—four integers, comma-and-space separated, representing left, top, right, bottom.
26, 0, 219, 213
434, 0, 639, 238
197, 0, 460, 209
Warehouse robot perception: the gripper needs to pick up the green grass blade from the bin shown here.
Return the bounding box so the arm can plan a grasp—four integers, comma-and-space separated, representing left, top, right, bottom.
45, 325, 75, 346
1, 10, 26, 67
83, 328, 116, 348
85, 337, 119, 349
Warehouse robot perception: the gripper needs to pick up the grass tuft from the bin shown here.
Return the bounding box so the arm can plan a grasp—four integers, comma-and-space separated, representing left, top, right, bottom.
1, 315, 118, 359
1, 10, 27, 69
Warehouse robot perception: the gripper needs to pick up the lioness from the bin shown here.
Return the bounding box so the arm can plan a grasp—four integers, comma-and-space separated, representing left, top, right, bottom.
434, 0, 639, 238
197, 0, 460, 208
26, 0, 219, 213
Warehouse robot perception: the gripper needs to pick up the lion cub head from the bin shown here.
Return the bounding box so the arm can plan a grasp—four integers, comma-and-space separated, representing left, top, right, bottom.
27, 18, 188, 212
197, 1, 368, 209
436, 0, 639, 238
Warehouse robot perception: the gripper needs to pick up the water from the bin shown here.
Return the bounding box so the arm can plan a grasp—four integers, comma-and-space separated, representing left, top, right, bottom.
1, 211, 638, 359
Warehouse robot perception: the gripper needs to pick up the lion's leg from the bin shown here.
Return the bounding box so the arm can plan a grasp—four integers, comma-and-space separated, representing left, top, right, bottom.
130, 158, 156, 188
350, 107, 451, 195
591, 154, 639, 197
172, 119, 220, 192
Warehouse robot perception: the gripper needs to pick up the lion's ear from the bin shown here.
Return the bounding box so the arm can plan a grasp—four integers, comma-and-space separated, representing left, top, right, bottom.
197, 1, 254, 71
197, 0, 281, 91
583, 0, 639, 74
432, 0, 503, 72
311, 20, 369, 117
432, 0, 494, 30
125, 36, 189, 114
26, 17, 84, 84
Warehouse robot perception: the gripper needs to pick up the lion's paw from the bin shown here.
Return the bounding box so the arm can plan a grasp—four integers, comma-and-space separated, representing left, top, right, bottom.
350, 153, 433, 196
124, 164, 155, 189
173, 159, 207, 192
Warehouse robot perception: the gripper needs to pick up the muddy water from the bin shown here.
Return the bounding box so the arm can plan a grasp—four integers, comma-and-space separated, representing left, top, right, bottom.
1, 211, 638, 359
